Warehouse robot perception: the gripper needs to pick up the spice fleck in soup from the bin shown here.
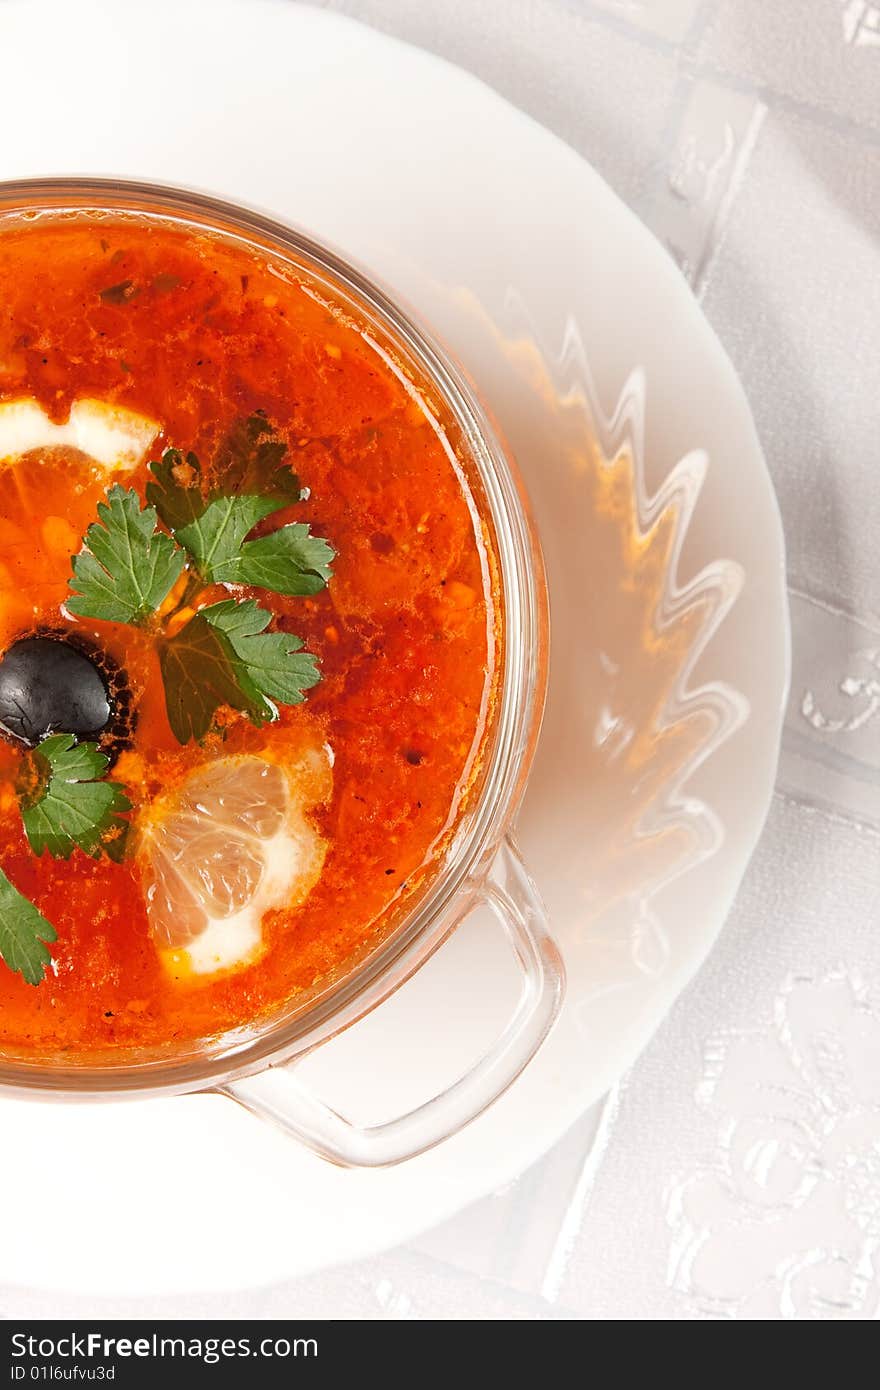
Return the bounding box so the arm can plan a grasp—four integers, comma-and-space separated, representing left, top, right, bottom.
0, 214, 499, 1059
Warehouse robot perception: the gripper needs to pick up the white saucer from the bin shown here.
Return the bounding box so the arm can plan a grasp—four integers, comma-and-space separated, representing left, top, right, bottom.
0, 0, 788, 1295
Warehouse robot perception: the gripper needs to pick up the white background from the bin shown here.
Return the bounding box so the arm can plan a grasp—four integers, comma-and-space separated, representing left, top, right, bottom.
4, 0, 880, 1320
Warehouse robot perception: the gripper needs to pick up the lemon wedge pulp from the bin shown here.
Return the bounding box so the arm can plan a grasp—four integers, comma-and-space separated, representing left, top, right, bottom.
138, 749, 332, 979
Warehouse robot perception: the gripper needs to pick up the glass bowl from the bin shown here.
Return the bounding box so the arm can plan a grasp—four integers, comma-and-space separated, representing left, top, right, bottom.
0, 178, 562, 1166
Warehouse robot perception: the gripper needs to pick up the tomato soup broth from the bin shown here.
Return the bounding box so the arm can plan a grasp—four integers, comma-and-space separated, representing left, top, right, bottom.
0, 214, 499, 1059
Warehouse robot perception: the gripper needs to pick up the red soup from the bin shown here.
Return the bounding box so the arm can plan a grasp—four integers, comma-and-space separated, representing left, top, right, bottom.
0, 213, 499, 1059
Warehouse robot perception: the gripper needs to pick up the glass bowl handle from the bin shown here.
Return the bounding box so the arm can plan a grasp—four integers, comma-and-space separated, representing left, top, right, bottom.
220, 836, 564, 1168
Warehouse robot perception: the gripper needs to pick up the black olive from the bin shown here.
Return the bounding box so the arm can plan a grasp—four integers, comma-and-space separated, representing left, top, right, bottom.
0, 637, 112, 748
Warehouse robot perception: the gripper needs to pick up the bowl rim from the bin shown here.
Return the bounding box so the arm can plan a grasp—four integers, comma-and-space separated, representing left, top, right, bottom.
0, 176, 549, 1096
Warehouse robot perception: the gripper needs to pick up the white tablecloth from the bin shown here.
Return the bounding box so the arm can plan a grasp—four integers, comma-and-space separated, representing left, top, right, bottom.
4, 0, 879, 1321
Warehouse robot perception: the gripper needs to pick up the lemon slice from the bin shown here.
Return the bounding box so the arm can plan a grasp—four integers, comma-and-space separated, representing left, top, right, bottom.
138, 749, 332, 979
0, 398, 159, 470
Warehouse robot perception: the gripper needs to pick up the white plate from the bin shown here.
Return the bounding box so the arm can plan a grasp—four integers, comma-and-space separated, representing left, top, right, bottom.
0, 0, 788, 1295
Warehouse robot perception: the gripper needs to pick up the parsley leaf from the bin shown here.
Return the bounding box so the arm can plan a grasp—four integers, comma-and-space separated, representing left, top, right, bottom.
213, 523, 335, 595
202, 600, 320, 704
159, 614, 272, 744
148, 418, 328, 596
177, 499, 334, 594
159, 601, 320, 743
174, 493, 281, 579
146, 417, 301, 535
67, 485, 185, 625
144, 449, 207, 531
18, 734, 132, 861
0, 868, 56, 986
214, 413, 301, 500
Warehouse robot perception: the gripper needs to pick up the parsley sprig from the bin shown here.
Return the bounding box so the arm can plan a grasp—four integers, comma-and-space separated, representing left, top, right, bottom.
68, 415, 334, 744
160, 599, 320, 743
67, 487, 184, 625
18, 734, 131, 862
0, 735, 132, 986
146, 427, 332, 595
0, 869, 56, 987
